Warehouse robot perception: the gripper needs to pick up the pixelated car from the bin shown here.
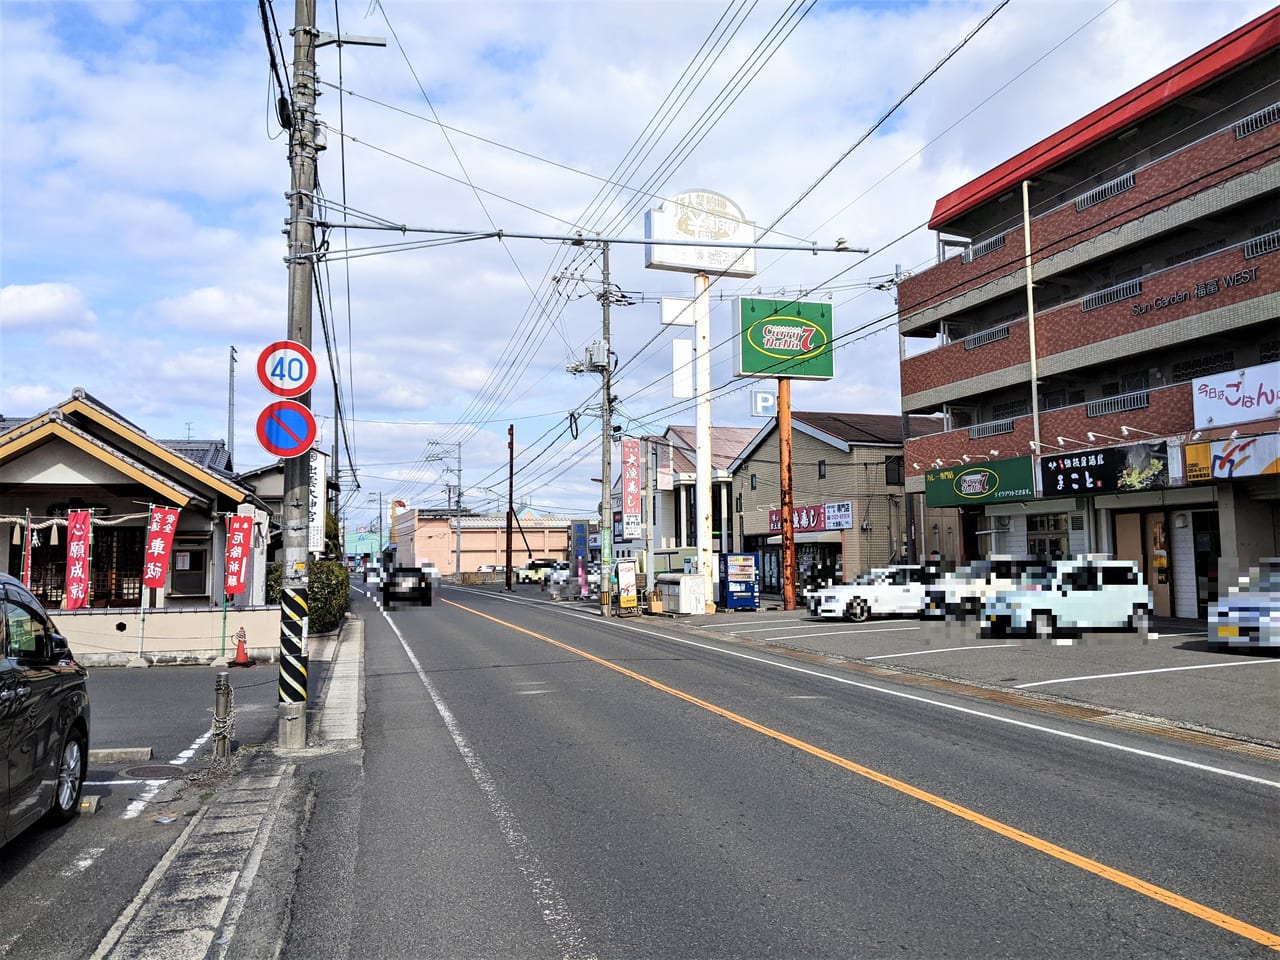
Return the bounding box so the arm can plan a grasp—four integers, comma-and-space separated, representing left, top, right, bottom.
980, 557, 1151, 640
807, 565, 946, 622
1209, 558, 1279, 648
920, 557, 1050, 621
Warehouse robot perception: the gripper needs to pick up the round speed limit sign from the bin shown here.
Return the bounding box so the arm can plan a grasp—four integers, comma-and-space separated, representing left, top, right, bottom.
257, 340, 317, 398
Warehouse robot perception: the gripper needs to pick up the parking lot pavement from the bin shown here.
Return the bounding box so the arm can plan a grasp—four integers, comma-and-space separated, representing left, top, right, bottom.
668, 606, 1280, 747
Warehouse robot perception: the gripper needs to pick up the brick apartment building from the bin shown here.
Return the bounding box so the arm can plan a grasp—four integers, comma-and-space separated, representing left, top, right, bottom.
896, 9, 1279, 618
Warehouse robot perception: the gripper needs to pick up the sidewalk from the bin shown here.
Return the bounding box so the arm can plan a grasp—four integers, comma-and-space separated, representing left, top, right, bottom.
90, 618, 364, 960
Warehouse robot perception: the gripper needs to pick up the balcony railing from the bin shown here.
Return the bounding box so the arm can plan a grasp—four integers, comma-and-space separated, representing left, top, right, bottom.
1081, 278, 1143, 313
1074, 171, 1136, 212
1234, 100, 1280, 140
968, 418, 1016, 440
1087, 389, 1150, 418
963, 233, 1007, 263
963, 323, 1011, 350
1244, 228, 1280, 261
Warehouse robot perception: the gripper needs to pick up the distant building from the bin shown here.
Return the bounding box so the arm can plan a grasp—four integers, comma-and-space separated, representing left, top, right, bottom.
897, 9, 1279, 618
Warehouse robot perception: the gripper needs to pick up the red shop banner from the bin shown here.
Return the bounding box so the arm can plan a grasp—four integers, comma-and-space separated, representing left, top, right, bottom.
768, 503, 828, 533
224, 515, 254, 595
63, 510, 93, 610
142, 506, 181, 589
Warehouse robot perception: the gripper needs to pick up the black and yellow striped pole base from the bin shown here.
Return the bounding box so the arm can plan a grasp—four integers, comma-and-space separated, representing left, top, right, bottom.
278, 586, 309, 748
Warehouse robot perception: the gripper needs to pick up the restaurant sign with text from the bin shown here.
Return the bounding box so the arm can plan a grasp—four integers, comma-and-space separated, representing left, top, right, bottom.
768, 501, 853, 532
1038, 442, 1169, 495
735, 298, 834, 380
925, 457, 1035, 507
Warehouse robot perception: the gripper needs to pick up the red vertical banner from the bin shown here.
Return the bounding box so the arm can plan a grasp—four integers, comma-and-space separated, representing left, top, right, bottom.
142, 506, 180, 589
63, 510, 93, 610
621, 437, 642, 541
224, 515, 254, 595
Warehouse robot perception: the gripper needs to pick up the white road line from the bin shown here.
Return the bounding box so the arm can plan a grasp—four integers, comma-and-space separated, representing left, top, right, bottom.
428, 593, 1277, 787
588, 617, 1280, 789
767, 625, 922, 641
385, 611, 598, 960
121, 728, 211, 820
1015, 659, 1280, 688
867, 644, 1019, 659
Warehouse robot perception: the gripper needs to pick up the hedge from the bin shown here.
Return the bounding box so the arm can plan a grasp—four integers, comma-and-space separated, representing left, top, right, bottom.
265, 559, 351, 633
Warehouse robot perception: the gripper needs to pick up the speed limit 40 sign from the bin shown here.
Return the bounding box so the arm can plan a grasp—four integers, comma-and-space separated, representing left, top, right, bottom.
257, 340, 317, 398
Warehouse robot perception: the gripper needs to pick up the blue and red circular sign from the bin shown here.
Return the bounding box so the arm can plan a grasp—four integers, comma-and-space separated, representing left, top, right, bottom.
257, 340, 317, 398
256, 401, 317, 459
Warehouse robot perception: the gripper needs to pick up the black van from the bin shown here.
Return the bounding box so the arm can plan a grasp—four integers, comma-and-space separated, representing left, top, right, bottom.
1, 572, 90, 846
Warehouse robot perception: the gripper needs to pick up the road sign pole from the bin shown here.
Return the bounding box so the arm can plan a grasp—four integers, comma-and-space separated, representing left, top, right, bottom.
278, 0, 318, 750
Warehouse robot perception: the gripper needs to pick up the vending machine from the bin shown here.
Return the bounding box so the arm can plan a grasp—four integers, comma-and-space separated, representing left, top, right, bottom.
718, 552, 761, 611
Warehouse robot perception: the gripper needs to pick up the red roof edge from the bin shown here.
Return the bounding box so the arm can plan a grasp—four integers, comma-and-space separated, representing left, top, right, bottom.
927, 7, 1280, 232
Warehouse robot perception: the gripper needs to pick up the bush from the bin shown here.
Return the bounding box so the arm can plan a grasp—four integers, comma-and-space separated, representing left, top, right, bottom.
265, 559, 351, 634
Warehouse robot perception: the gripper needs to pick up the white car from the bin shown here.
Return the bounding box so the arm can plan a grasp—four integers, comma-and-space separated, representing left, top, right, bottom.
1209, 559, 1280, 648
980, 557, 1151, 640
920, 557, 1050, 621
807, 565, 946, 622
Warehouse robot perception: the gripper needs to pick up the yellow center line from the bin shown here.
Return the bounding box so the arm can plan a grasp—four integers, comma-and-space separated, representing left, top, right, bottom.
441, 597, 1280, 952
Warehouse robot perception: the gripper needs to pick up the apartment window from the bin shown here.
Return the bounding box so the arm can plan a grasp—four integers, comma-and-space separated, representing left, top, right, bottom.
884, 455, 904, 486
1260, 340, 1279, 365
750, 474, 757, 490
735, 492, 742, 513
817, 460, 827, 480
1172, 351, 1235, 383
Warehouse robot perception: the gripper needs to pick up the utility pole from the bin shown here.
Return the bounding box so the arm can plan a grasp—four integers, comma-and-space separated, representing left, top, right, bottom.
599, 242, 613, 616
278, 0, 319, 750
455, 441, 463, 575
227, 346, 237, 468
506, 425, 514, 591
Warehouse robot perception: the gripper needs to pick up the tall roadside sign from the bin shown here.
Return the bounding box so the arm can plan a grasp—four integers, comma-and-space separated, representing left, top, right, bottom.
734, 297, 835, 611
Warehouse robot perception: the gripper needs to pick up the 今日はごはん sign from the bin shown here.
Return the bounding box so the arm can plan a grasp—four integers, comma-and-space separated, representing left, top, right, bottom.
735, 299, 834, 381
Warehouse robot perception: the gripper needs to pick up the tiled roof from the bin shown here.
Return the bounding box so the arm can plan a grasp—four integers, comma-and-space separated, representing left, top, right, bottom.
794, 411, 944, 446
663, 425, 760, 474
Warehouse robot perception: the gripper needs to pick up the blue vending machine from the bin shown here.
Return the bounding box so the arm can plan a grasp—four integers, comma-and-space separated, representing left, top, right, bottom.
719, 552, 761, 611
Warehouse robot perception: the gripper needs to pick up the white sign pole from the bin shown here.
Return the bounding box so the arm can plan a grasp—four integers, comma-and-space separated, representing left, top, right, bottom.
695, 272, 714, 612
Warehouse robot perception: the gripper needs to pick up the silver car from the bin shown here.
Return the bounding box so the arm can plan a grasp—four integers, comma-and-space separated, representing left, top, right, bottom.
1210, 559, 1280, 648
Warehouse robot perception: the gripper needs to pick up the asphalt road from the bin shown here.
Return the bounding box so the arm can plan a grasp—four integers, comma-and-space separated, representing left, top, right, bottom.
273, 586, 1278, 959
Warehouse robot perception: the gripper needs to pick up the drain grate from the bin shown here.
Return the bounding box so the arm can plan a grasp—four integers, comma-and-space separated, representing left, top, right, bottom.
122, 765, 186, 780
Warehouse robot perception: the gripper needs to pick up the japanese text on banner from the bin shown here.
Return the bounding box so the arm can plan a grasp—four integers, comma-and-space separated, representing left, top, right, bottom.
63, 510, 93, 610
224, 514, 254, 595
142, 506, 180, 588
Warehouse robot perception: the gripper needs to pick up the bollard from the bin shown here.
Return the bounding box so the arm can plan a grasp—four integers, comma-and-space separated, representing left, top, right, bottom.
213, 671, 232, 759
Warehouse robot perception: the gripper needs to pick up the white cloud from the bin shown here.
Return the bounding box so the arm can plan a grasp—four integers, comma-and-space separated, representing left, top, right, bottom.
0, 283, 97, 329
1, 0, 1272, 522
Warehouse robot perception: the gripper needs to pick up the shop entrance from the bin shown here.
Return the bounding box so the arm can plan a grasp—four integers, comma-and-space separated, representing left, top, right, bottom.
1191, 511, 1220, 619
1114, 511, 1171, 617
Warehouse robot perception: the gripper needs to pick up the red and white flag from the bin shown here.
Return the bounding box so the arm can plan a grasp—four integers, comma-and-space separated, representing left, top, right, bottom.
63, 510, 93, 609
224, 515, 254, 596
142, 506, 180, 589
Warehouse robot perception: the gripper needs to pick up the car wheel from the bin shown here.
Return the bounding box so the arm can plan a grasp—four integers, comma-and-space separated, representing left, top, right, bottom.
1128, 604, 1151, 637
845, 598, 870, 623
45, 726, 87, 825
1031, 611, 1056, 641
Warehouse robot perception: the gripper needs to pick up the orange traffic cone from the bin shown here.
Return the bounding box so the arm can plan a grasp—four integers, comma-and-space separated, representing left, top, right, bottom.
230, 627, 255, 668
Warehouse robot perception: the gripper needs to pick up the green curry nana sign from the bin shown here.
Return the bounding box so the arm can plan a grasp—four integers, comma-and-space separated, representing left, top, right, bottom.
924, 457, 1036, 507
735, 298, 834, 381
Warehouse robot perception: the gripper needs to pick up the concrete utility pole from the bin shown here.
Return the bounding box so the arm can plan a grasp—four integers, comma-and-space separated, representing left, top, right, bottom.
599, 241, 613, 617
455, 441, 463, 574
278, 0, 319, 750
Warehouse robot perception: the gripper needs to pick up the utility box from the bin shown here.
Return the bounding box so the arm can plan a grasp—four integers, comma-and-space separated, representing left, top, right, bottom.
656, 572, 707, 615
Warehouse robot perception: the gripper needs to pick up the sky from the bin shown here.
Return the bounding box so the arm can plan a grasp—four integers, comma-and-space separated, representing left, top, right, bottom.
1, 0, 1273, 537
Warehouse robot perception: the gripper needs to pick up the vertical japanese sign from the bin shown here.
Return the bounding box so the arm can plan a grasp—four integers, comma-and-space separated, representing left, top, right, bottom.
63, 510, 93, 610
621, 438, 642, 540
21, 508, 34, 587
142, 506, 180, 589
308, 448, 328, 554
224, 514, 255, 596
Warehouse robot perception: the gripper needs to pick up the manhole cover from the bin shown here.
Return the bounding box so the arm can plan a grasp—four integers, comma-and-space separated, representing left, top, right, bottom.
123, 765, 185, 780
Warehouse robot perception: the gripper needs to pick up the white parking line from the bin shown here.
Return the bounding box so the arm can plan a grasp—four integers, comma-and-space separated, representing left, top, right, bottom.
868, 644, 1019, 660
762, 625, 922, 642
1015, 659, 1280, 688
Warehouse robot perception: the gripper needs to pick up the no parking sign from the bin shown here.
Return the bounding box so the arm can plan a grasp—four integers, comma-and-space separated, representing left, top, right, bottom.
256, 401, 317, 459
